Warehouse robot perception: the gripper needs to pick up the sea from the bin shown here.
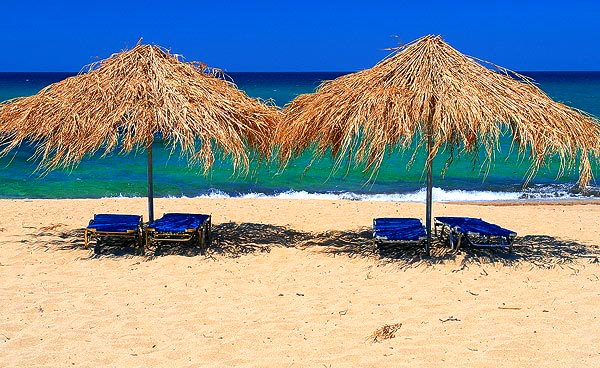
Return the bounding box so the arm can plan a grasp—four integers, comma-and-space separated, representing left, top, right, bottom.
0, 71, 599, 202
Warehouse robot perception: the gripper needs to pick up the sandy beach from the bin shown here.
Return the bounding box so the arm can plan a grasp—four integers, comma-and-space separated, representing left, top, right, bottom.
0, 198, 599, 367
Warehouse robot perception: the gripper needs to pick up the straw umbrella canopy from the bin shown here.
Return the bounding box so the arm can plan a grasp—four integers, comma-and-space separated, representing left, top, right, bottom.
0, 43, 279, 221
276, 35, 600, 255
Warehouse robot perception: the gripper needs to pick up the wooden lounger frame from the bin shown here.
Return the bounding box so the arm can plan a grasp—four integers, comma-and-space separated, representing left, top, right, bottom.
84, 220, 144, 254
145, 216, 211, 254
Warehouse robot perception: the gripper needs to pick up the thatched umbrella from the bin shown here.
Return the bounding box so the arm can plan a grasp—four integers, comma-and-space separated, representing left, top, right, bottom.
277, 35, 600, 255
0, 43, 278, 221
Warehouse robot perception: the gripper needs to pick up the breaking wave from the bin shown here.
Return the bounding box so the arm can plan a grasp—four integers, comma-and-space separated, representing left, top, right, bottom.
180, 184, 600, 202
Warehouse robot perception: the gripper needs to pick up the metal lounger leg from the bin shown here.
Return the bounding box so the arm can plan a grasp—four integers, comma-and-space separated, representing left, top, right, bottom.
137, 232, 144, 256
441, 225, 448, 244
198, 228, 204, 253
206, 218, 212, 246
145, 230, 152, 254
456, 233, 463, 252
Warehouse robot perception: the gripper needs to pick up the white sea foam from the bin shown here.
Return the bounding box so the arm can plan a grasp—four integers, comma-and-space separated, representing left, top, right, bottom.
181, 186, 597, 202
94, 183, 599, 202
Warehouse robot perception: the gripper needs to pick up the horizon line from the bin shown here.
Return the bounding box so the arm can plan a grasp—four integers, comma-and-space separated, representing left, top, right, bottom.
1, 70, 600, 74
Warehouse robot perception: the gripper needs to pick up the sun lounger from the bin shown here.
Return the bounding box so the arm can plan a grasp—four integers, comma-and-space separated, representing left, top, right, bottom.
373, 218, 427, 246
145, 213, 211, 254
84, 214, 143, 254
434, 216, 516, 250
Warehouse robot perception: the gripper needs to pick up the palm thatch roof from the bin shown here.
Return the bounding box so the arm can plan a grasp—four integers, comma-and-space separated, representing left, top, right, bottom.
277, 35, 600, 187
0, 43, 279, 172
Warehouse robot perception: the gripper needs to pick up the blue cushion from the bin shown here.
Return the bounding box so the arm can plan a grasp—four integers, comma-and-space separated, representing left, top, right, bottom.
373, 218, 427, 241
87, 214, 141, 233
435, 217, 516, 237
148, 213, 210, 233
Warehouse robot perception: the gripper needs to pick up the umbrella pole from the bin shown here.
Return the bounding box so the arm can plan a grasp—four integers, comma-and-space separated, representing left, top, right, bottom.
147, 142, 154, 222
425, 133, 433, 256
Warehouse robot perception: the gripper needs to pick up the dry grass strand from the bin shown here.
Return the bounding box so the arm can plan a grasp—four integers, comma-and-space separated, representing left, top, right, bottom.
0, 44, 280, 173
368, 323, 403, 343
276, 35, 600, 188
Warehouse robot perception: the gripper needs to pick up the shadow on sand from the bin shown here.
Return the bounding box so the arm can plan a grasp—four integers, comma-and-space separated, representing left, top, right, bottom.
30, 222, 310, 259
30, 222, 600, 267
207, 222, 310, 258
32, 228, 141, 258
315, 231, 600, 269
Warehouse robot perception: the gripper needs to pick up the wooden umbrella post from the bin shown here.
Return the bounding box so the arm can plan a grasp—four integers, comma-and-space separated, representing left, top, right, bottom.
425, 132, 433, 256
147, 140, 154, 222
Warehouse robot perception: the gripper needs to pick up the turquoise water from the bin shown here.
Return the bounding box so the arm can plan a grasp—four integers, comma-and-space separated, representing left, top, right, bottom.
0, 72, 599, 201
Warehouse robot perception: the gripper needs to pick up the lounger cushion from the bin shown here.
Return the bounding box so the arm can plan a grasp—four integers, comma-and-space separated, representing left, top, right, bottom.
87, 214, 141, 233
435, 217, 515, 237
374, 218, 427, 241
148, 213, 210, 233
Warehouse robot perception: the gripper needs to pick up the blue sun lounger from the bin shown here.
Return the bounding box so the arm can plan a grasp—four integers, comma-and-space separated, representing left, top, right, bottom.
373, 218, 427, 246
434, 217, 516, 250
145, 213, 211, 254
84, 214, 143, 254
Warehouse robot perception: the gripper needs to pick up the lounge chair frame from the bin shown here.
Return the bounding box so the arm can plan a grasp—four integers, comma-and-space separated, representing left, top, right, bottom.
145, 216, 211, 254
84, 216, 144, 254
374, 235, 427, 247
434, 218, 516, 251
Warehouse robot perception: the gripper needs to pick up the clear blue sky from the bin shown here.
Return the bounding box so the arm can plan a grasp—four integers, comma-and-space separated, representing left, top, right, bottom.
2, 0, 599, 72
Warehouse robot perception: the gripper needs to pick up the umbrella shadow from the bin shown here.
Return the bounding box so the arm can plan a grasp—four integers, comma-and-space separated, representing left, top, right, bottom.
207, 222, 311, 258
311, 229, 600, 268
31, 227, 84, 251
31, 222, 312, 259
456, 235, 600, 268
30, 223, 600, 267
131, 222, 312, 258
35, 227, 204, 258
304, 228, 435, 267
32, 228, 141, 258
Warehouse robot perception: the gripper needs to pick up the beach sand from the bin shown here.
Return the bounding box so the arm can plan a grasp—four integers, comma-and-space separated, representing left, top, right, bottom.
0, 198, 599, 367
